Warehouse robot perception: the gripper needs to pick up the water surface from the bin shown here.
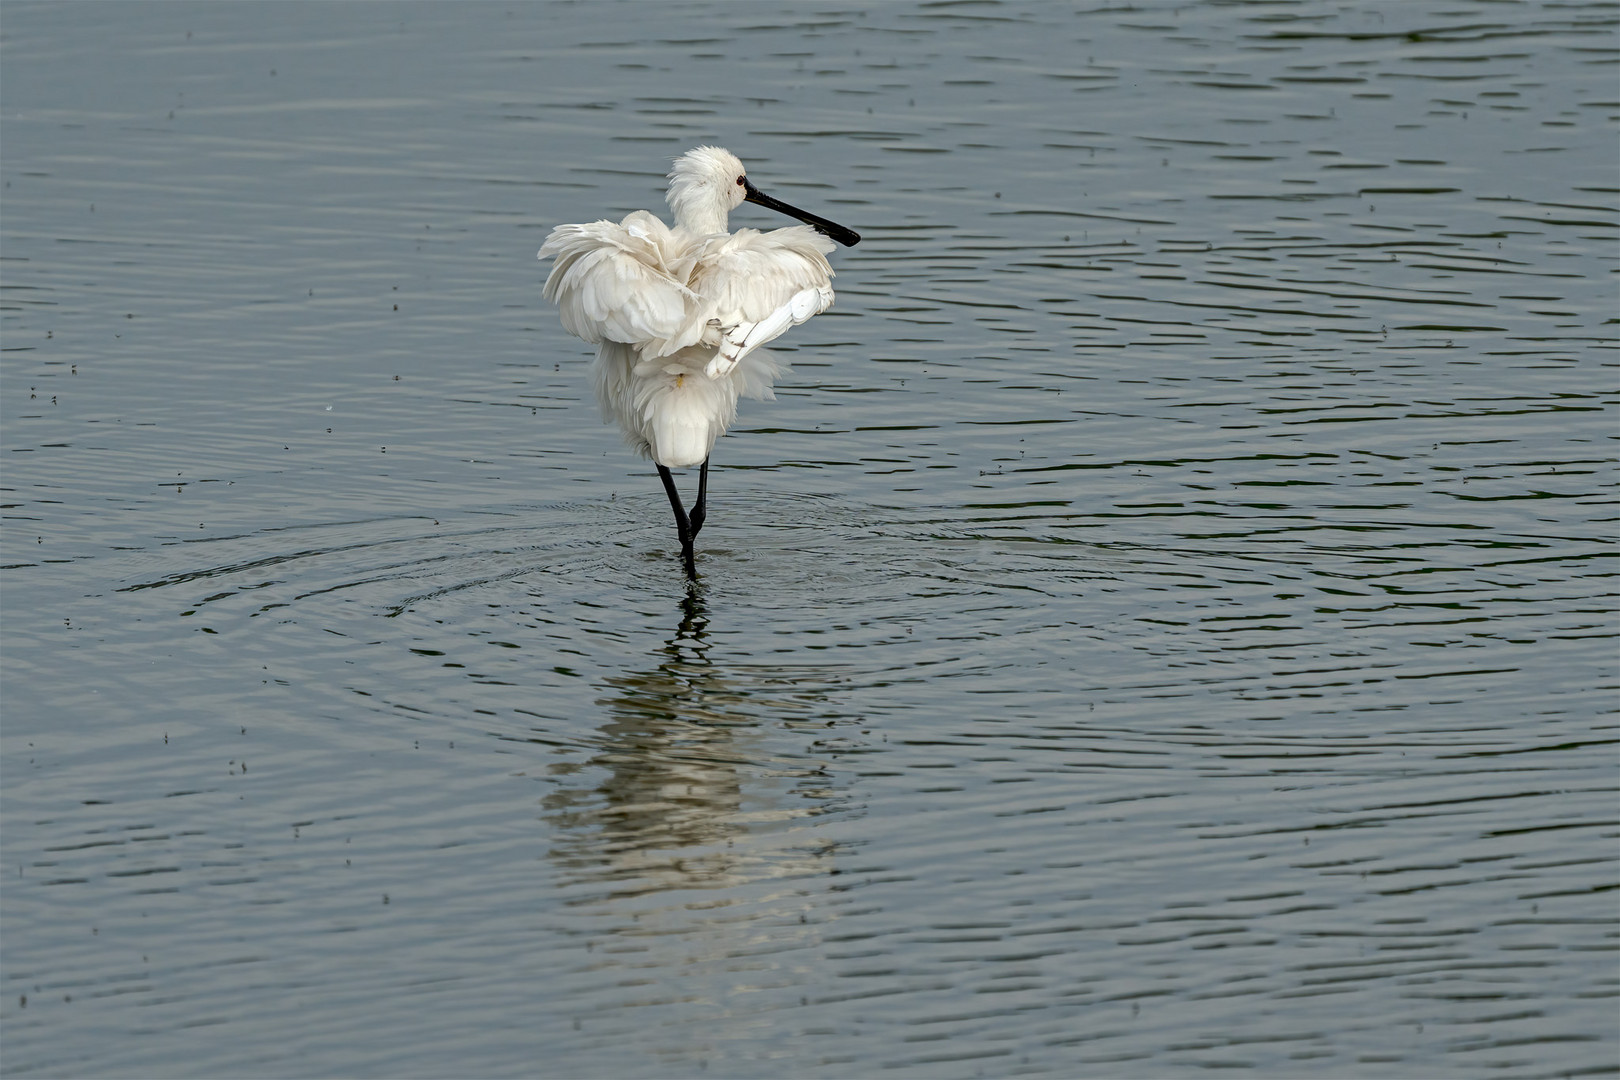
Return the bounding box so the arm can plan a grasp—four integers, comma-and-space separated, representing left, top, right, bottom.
2, 2, 1616, 1077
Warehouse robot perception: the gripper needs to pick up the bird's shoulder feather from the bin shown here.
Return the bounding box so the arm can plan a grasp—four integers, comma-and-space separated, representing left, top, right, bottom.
689, 226, 835, 322
538, 211, 698, 346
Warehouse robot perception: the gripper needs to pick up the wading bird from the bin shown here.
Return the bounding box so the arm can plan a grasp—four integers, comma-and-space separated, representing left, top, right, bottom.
538, 146, 860, 579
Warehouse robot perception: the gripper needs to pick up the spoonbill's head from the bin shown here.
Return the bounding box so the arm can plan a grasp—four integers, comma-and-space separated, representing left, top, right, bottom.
666, 146, 748, 231
666, 145, 861, 247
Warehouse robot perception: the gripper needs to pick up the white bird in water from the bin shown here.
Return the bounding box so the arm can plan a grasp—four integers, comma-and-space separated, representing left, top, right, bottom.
539, 146, 859, 578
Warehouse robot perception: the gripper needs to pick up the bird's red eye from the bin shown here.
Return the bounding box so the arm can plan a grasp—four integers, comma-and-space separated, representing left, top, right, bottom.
736, 176, 745, 186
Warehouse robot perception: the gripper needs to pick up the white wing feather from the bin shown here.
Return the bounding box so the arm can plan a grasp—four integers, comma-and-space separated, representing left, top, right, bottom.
689, 226, 837, 377
538, 211, 695, 346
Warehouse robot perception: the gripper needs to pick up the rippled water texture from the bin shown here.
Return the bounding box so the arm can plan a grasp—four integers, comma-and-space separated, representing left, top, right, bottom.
3, 2, 1616, 1077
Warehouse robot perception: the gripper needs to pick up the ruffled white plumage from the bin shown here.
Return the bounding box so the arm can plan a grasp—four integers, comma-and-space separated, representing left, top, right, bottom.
592, 339, 791, 469
539, 149, 840, 469
540, 211, 694, 347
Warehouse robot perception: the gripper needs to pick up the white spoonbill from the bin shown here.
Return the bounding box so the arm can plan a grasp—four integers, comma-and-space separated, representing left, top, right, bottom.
538, 146, 860, 578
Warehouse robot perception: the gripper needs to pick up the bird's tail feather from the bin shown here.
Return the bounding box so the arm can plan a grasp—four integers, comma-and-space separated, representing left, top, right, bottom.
592, 341, 790, 469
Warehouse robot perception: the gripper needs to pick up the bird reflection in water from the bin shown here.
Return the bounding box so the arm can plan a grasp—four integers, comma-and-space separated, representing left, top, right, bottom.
542, 586, 844, 898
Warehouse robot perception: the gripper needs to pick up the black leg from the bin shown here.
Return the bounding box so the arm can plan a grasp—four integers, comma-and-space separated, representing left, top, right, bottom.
656, 464, 697, 579
689, 457, 710, 538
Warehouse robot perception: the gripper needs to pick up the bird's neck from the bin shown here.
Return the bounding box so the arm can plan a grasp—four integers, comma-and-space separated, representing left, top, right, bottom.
675, 203, 730, 237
